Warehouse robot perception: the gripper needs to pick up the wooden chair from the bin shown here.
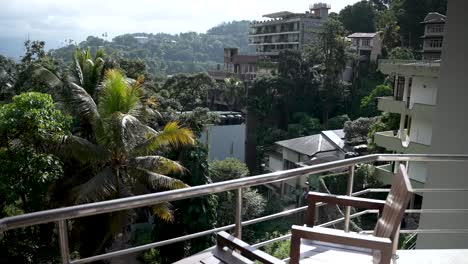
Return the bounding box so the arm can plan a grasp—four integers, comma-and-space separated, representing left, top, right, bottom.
214, 164, 412, 264
289, 164, 413, 264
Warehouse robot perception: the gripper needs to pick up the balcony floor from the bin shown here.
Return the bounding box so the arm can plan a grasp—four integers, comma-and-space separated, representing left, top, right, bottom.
174, 249, 468, 263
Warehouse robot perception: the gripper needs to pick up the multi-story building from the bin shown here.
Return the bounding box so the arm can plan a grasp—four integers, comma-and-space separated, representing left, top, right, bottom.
421, 12, 446, 60
347, 32, 382, 61
208, 48, 258, 82
374, 60, 440, 188
249, 3, 330, 58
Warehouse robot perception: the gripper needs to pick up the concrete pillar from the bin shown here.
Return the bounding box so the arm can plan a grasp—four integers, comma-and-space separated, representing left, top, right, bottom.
417, 0, 468, 249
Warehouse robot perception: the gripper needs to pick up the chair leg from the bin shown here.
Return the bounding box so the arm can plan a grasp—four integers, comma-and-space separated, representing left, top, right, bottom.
289, 234, 301, 264
380, 251, 392, 264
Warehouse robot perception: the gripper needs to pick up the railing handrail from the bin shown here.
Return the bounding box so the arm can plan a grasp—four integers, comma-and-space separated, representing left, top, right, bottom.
1, 154, 468, 232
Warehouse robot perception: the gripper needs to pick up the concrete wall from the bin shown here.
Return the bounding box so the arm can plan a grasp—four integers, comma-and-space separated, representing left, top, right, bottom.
417, 0, 468, 249
267, 153, 283, 172
200, 124, 246, 162
410, 76, 438, 107
409, 115, 432, 145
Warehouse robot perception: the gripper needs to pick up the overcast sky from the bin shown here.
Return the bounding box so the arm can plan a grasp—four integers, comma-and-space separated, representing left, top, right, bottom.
1, 0, 359, 47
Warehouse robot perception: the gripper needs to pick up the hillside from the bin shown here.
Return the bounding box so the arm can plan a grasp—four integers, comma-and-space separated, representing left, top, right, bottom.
50, 20, 253, 76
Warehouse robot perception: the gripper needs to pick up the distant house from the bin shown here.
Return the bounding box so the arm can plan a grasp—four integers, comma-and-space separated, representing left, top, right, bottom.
133, 36, 149, 44
265, 130, 347, 195
421, 12, 446, 61
347, 32, 382, 61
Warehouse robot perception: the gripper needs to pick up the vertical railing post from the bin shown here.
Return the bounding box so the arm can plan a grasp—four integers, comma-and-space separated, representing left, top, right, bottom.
235, 188, 242, 238
58, 220, 70, 264
344, 165, 355, 232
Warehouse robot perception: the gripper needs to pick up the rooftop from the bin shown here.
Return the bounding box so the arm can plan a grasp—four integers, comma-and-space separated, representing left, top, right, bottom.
347, 32, 378, 38
421, 12, 446, 24
275, 130, 344, 156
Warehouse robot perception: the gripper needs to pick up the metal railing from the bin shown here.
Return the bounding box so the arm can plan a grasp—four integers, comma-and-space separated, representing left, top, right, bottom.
1, 154, 468, 263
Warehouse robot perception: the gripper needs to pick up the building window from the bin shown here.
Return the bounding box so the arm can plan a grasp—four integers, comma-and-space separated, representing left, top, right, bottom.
427, 24, 444, 33
396, 76, 405, 101
428, 39, 443, 48
361, 39, 370, 46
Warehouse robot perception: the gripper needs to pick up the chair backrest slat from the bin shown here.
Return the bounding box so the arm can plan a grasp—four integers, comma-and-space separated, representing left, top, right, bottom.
374, 164, 413, 239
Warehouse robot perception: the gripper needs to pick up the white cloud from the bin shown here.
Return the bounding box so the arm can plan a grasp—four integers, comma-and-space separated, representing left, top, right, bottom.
0, 0, 359, 44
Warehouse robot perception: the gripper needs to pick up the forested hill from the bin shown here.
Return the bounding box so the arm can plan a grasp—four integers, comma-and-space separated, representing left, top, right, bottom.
50, 20, 253, 76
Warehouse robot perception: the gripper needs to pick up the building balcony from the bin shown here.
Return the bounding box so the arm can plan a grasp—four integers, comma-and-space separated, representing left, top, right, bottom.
374, 130, 431, 153
249, 31, 300, 37
249, 41, 300, 46
350, 44, 372, 50
377, 96, 435, 117
378, 59, 440, 77
2, 154, 468, 264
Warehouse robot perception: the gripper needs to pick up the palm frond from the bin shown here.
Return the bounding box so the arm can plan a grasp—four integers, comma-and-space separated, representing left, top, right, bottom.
67, 82, 99, 124
151, 202, 174, 222
54, 135, 110, 163
72, 167, 117, 203
99, 69, 140, 118
135, 168, 189, 190
134, 122, 194, 155
96, 113, 150, 153
129, 156, 186, 175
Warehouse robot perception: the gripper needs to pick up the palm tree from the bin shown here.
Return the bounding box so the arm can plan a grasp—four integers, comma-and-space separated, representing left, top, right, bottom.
222, 77, 245, 111
70, 48, 106, 99
58, 69, 195, 224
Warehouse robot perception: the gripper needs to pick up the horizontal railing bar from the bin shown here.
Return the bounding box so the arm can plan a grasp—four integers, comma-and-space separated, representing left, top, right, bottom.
405, 209, 468, 213
361, 229, 468, 234
366, 188, 468, 193
3, 154, 467, 231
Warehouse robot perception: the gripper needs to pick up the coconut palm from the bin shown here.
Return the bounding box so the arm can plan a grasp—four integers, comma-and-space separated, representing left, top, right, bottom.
57, 69, 195, 223
70, 48, 106, 99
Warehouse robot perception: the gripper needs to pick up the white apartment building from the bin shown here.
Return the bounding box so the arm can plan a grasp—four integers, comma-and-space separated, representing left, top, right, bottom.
374, 60, 439, 188
347, 32, 382, 61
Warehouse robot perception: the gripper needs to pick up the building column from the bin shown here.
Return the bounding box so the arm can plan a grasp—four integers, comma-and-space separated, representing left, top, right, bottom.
417, 0, 468, 249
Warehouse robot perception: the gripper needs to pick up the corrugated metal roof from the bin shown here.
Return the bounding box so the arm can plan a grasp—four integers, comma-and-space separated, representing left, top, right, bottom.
275, 134, 336, 156
347, 32, 378, 38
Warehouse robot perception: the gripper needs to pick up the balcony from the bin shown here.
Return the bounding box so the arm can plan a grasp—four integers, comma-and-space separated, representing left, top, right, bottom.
249, 31, 300, 37
1, 154, 468, 264
377, 96, 435, 117
374, 130, 431, 153
378, 60, 440, 77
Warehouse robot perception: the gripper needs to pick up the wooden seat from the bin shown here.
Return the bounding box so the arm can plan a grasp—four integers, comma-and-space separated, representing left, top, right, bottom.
290, 164, 413, 264
213, 164, 412, 264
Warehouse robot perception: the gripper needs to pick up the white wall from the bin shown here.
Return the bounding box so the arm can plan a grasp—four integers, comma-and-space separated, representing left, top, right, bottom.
200, 124, 246, 162
268, 154, 283, 172
409, 116, 432, 145
410, 76, 438, 107
417, 0, 468, 249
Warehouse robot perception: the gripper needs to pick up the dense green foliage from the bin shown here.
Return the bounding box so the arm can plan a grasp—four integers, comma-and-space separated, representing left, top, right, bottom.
50, 21, 253, 76
339, 0, 377, 33
0, 92, 71, 263
209, 158, 266, 226
360, 84, 393, 117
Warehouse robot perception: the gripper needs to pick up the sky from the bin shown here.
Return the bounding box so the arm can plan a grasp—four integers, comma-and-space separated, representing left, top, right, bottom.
0, 0, 360, 57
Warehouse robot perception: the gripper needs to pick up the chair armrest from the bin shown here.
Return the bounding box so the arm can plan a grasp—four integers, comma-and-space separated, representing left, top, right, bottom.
307, 192, 386, 226
216, 231, 284, 264
291, 225, 392, 251
309, 192, 386, 210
